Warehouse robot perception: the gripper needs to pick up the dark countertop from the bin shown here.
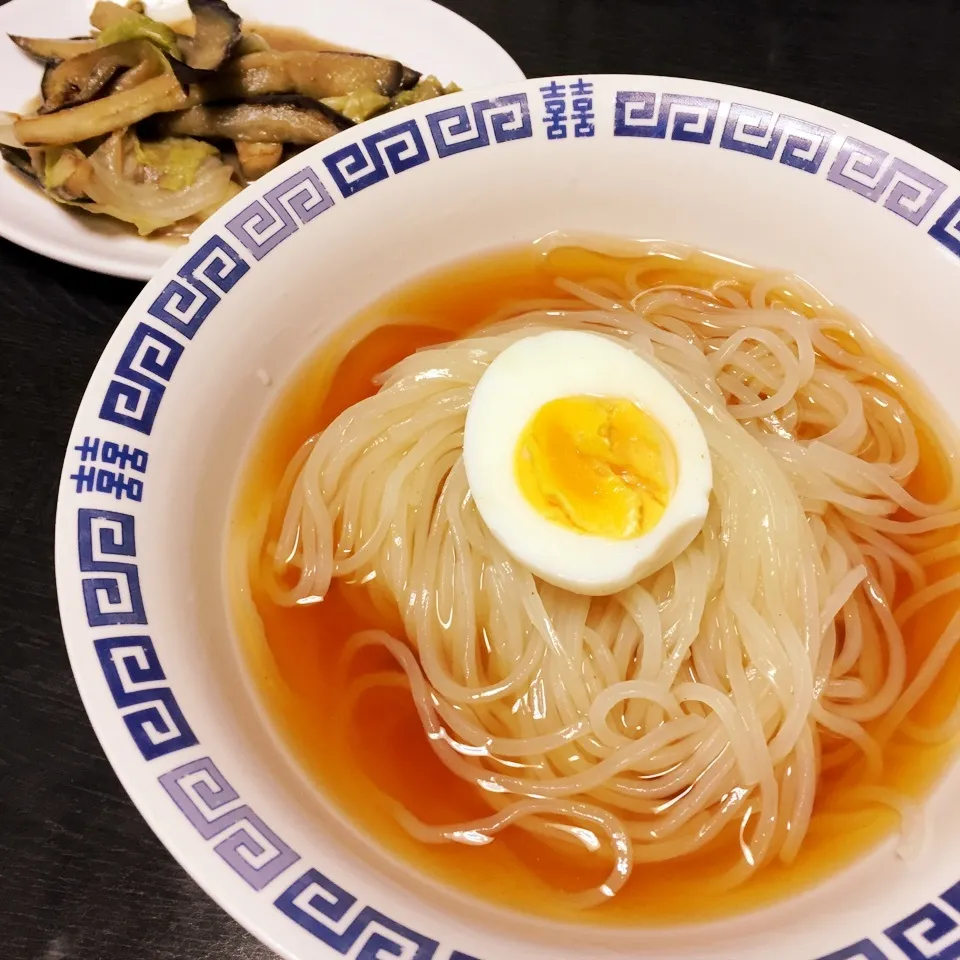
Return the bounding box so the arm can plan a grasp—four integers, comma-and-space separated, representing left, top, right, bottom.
2, 1, 960, 956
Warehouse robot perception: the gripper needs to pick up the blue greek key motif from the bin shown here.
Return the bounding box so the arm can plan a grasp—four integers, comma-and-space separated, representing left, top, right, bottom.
98, 323, 184, 436
324, 119, 429, 197
720, 103, 834, 172
276, 867, 440, 958
615, 91, 719, 143
226, 166, 334, 260
885, 894, 960, 960
427, 93, 532, 157
93, 635, 198, 760
69, 81, 960, 960
929, 195, 960, 257
828, 137, 946, 223
819, 881, 960, 960
943, 880, 960, 914
148, 234, 250, 338
77, 507, 145, 626
159, 757, 299, 891
815, 940, 890, 960
721, 102, 784, 159
778, 117, 835, 173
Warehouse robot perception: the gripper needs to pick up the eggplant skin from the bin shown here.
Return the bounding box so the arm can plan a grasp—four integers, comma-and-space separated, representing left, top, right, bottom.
168, 57, 217, 87
39, 40, 159, 114
0, 144, 93, 203
0, 144, 40, 184
9, 35, 98, 65
15, 73, 187, 146
154, 99, 351, 144
199, 50, 407, 103
185, 0, 242, 71
399, 65, 421, 90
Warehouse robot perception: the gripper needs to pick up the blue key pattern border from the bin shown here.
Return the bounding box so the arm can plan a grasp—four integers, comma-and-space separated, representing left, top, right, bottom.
71, 81, 960, 959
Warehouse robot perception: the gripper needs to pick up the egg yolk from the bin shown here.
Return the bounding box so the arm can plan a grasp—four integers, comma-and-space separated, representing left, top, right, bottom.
515, 395, 674, 539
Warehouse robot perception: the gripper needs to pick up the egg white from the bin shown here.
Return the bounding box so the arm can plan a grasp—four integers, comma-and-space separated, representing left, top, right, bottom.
462, 330, 713, 596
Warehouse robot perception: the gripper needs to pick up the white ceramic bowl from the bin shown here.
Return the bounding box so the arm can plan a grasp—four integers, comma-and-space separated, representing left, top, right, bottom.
0, 0, 523, 279
55, 74, 960, 960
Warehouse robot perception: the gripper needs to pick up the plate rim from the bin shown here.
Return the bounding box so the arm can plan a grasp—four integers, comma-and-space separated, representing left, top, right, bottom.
0, 0, 526, 280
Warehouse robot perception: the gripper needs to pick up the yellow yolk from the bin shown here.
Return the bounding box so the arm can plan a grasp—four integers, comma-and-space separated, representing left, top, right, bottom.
515, 395, 674, 540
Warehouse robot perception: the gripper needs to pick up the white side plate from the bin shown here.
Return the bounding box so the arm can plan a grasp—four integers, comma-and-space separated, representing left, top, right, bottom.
0, 0, 524, 279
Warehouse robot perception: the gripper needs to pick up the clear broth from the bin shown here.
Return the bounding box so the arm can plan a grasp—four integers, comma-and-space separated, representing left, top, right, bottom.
228, 244, 960, 925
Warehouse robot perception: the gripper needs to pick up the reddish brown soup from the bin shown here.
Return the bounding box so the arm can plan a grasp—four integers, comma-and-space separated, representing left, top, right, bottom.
228, 245, 960, 925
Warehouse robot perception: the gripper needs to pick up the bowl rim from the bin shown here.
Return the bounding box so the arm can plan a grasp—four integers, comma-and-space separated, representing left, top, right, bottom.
54, 71, 960, 960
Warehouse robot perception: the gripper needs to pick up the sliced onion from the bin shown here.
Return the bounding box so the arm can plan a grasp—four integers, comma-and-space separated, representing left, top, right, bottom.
0, 113, 25, 148
84, 132, 235, 235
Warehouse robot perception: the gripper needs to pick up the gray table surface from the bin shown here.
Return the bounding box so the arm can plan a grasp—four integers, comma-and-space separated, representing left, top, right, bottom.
3, 0, 960, 956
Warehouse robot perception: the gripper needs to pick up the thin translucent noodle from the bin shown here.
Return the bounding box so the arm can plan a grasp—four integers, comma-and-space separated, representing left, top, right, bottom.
252, 235, 960, 908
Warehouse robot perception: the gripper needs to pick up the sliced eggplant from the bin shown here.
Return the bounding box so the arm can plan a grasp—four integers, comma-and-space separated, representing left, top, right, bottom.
182, 0, 242, 71
39, 39, 165, 114
14, 73, 187, 146
1, 144, 93, 202
234, 140, 282, 180
167, 58, 219, 87
109, 50, 168, 94
9, 35, 98, 65
399, 65, 421, 90
234, 31, 271, 55
154, 97, 350, 144
198, 50, 407, 103
1, 144, 40, 184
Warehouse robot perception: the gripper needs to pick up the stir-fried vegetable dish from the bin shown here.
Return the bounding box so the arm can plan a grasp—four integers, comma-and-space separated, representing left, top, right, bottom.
0, 0, 459, 238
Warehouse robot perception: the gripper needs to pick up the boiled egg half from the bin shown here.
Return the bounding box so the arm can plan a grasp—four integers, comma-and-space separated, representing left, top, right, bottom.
463, 330, 712, 595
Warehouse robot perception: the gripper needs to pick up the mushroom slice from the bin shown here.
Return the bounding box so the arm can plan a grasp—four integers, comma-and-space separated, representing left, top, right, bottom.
155, 97, 351, 144
199, 50, 408, 102
13, 73, 187, 146
39, 39, 166, 114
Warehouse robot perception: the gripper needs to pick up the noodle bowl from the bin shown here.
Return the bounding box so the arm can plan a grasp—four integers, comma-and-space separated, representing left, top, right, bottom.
239, 235, 960, 915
